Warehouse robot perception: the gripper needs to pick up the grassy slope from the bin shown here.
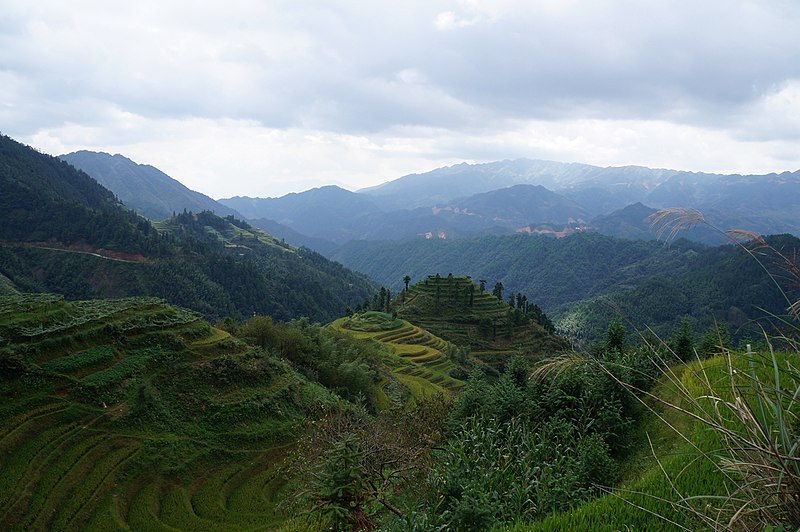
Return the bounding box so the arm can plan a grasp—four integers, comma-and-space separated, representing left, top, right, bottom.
0, 294, 332, 531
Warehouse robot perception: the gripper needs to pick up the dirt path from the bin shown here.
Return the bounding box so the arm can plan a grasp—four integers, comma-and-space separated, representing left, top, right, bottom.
3, 242, 148, 264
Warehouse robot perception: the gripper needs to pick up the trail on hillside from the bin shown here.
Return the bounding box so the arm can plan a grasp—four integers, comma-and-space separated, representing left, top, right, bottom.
2, 242, 149, 264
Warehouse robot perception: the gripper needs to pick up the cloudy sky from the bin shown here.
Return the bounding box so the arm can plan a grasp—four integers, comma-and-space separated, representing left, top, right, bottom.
2, 1, 799, 198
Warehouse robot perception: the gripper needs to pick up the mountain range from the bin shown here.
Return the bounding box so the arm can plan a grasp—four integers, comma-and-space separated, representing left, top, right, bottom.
63, 151, 800, 252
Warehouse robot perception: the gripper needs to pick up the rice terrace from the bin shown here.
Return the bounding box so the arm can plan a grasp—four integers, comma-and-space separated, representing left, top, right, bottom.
0, 294, 321, 530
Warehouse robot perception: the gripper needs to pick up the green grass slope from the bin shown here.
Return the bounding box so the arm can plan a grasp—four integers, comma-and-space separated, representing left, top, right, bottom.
0, 294, 335, 531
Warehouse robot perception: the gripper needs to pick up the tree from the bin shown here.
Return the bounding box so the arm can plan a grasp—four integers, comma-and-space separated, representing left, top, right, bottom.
698, 324, 731, 358
303, 399, 449, 528
493, 281, 504, 301
312, 433, 372, 530
239, 315, 277, 349
403, 275, 411, 291
604, 318, 626, 354
379, 287, 387, 311
671, 316, 695, 361
479, 279, 487, 292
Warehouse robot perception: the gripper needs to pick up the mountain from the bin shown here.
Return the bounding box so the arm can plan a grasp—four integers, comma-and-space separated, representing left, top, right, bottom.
220, 186, 383, 243
450, 184, 591, 226
59, 150, 241, 221
212, 159, 800, 248
590, 202, 727, 244
247, 217, 339, 255
559, 233, 800, 342
359, 159, 673, 211
358, 159, 800, 239
589, 202, 659, 241
0, 135, 377, 322
358, 159, 604, 210
331, 232, 695, 313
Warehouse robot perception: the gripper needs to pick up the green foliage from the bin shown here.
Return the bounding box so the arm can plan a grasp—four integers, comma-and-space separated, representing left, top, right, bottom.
40, 345, 115, 373
333, 232, 800, 343
697, 322, 731, 357
421, 351, 651, 528
396, 275, 568, 370
312, 433, 371, 530
670, 316, 695, 361
0, 135, 377, 323
427, 416, 615, 529
604, 317, 626, 354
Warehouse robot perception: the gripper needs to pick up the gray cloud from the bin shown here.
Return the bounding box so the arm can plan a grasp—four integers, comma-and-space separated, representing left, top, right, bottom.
2, 0, 799, 196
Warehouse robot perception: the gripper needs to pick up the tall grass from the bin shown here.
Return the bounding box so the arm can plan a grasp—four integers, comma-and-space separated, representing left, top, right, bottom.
533, 208, 800, 529
643, 209, 800, 529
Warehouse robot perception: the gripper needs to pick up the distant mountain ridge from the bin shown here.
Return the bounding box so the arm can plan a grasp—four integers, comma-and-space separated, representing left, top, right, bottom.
59, 150, 242, 221
222, 185, 383, 243
358, 158, 678, 212
215, 158, 800, 250
52, 149, 800, 252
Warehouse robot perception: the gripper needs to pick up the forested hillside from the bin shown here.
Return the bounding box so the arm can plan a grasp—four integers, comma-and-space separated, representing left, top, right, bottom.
333, 232, 800, 340
0, 135, 376, 323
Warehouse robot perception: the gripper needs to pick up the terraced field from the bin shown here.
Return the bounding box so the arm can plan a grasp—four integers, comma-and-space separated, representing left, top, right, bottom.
333, 312, 465, 402
397, 275, 569, 370
0, 294, 324, 531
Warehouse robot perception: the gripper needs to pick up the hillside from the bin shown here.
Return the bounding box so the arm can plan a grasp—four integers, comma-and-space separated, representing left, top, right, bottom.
443, 184, 590, 226
0, 294, 484, 530
332, 232, 799, 341
394, 275, 568, 370
0, 135, 376, 323
558, 233, 800, 342
332, 232, 698, 312
0, 294, 336, 530
60, 151, 241, 221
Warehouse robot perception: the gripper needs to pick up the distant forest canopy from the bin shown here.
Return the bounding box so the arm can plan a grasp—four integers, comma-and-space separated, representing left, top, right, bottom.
0, 134, 376, 323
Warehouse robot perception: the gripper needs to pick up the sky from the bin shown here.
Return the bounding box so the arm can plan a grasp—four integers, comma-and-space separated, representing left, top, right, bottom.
2, 0, 799, 199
